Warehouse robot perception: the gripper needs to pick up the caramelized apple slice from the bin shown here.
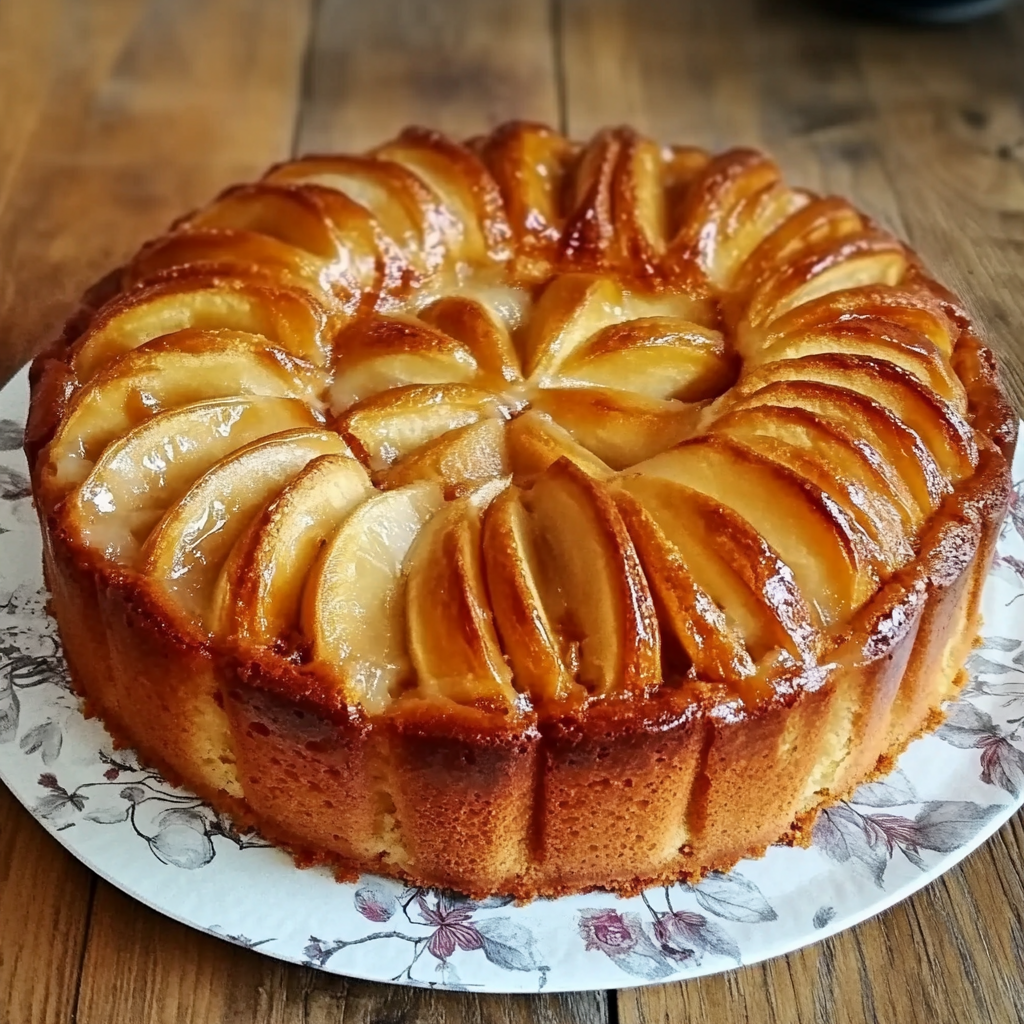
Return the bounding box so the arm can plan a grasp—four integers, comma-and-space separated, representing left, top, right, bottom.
417, 295, 523, 384
47, 331, 321, 492
742, 233, 908, 328
264, 154, 447, 276
668, 149, 807, 286
705, 419, 901, 575
723, 379, 945, 524
732, 196, 865, 299
126, 229, 335, 299
377, 418, 508, 494
710, 405, 916, 550
67, 396, 319, 563
374, 127, 513, 263
182, 184, 344, 262
746, 283, 958, 357
476, 122, 576, 264
482, 486, 577, 703
214, 453, 373, 642
505, 410, 613, 481
559, 317, 732, 400
523, 459, 660, 697
748, 320, 966, 411
522, 274, 710, 380
730, 354, 977, 480
141, 430, 352, 628
302, 480, 445, 713
613, 487, 757, 686
521, 274, 625, 379
329, 315, 478, 409
616, 473, 819, 661
405, 479, 517, 707
338, 384, 519, 471
636, 436, 877, 625
182, 183, 408, 300
529, 386, 698, 470
72, 277, 329, 381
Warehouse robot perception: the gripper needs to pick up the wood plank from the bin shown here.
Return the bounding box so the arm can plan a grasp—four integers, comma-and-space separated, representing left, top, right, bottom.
0, 0, 313, 385
0, 787, 95, 1024
293, 0, 561, 154
77, 882, 607, 1024
558, 1, 1024, 1021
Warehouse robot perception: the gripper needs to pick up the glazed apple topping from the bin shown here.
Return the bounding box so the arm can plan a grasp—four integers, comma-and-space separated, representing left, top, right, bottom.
42, 125, 988, 714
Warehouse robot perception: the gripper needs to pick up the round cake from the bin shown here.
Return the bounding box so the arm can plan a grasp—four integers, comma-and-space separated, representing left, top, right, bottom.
24, 123, 1016, 898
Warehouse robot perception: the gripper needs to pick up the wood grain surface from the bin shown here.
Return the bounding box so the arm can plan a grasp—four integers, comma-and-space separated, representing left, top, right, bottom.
1, 0, 1023, 1021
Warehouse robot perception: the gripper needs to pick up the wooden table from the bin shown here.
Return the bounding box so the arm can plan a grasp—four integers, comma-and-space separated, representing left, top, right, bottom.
2, 0, 1024, 1020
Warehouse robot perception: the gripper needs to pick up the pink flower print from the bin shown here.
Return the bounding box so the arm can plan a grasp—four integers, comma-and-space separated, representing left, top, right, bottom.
416, 893, 484, 961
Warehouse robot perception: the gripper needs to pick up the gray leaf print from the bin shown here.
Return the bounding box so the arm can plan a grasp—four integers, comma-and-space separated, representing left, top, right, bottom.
693, 871, 778, 923
477, 917, 548, 973
0, 419, 22, 451
979, 737, 1024, 796
851, 769, 916, 807
0, 466, 30, 501
912, 802, 1000, 854
813, 906, 836, 929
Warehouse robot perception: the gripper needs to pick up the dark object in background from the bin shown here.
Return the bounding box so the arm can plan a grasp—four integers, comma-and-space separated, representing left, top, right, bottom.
850, 0, 1009, 20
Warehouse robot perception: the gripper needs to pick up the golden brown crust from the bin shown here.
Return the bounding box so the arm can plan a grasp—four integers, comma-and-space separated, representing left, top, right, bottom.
26, 122, 1016, 899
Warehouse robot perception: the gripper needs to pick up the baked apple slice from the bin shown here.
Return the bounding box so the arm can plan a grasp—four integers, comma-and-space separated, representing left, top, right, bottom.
417, 294, 523, 384
613, 486, 757, 687
528, 386, 698, 469
722, 379, 945, 526
338, 383, 519, 471
522, 459, 660, 697
66, 396, 319, 563
301, 480, 445, 713
742, 233, 908, 329
182, 183, 346, 263
264, 153, 448, 276
214, 453, 373, 643
707, 412, 907, 574
558, 317, 733, 400
730, 354, 977, 481
405, 479, 518, 708
523, 273, 711, 380
141, 430, 352, 629
731, 196, 865, 299
476, 121, 575, 266
505, 409, 613, 481
482, 485, 578, 703
126, 228, 335, 299
72, 277, 329, 381
373, 127, 513, 264
47, 331, 321, 492
616, 473, 819, 661
668, 149, 807, 287
746, 282, 958, 357
709, 405, 916, 550
635, 436, 877, 625
329, 314, 478, 409
747, 320, 966, 411
377, 418, 508, 495
521, 274, 626, 379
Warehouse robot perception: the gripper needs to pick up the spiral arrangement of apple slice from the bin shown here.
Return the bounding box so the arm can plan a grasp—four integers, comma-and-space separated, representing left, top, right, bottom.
38, 122, 986, 716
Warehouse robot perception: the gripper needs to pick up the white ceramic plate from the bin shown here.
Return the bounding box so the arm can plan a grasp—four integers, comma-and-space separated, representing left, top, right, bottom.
2, 366, 1023, 993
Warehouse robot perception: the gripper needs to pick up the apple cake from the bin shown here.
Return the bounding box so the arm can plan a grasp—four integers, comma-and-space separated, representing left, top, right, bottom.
24, 123, 1015, 898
